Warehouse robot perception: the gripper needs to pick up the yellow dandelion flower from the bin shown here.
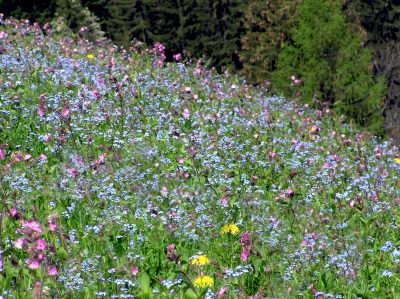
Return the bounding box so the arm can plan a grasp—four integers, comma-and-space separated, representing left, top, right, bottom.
193, 275, 214, 288
86, 54, 95, 59
394, 158, 400, 164
221, 223, 240, 235
191, 254, 209, 266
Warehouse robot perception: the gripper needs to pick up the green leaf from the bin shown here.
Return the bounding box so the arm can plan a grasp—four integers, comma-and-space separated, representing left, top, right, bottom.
184, 288, 198, 299
139, 272, 151, 297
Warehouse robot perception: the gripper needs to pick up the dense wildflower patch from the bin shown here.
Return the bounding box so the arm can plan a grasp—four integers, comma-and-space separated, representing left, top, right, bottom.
0, 17, 400, 298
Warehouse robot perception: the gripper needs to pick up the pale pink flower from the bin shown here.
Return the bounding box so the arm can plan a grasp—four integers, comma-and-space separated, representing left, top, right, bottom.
27, 258, 40, 269
183, 108, 190, 119
14, 238, 25, 249
48, 266, 58, 276
349, 200, 355, 208
220, 197, 229, 207
37, 105, 45, 117
24, 154, 32, 161
161, 186, 168, 197
0, 31, 7, 39
38, 154, 47, 161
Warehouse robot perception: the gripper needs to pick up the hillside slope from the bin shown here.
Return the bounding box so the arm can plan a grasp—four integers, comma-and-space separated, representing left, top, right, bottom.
0, 17, 400, 298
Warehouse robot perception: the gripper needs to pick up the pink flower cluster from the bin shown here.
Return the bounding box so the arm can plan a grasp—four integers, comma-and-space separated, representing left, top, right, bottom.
240, 232, 252, 262
152, 42, 166, 67
14, 214, 58, 276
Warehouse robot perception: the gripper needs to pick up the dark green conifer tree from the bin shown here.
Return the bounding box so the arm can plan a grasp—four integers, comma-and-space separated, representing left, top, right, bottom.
272, 0, 386, 134
239, 0, 299, 82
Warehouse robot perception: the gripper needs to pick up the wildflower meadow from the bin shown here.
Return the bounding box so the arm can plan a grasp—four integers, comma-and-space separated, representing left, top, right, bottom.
0, 16, 400, 298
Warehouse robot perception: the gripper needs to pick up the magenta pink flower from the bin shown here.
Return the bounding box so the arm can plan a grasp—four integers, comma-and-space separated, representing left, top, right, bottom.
10, 207, 19, 219
0, 148, 5, 160
60, 107, 69, 119
36, 239, 46, 250
48, 266, 58, 276
24, 220, 43, 233
217, 287, 227, 297
173, 53, 182, 61
240, 232, 252, 262
286, 188, 294, 197
167, 243, 175, 253
130, 266, 139, 277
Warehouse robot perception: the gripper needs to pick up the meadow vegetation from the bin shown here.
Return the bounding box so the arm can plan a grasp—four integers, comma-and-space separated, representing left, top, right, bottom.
0, 17, 400, 298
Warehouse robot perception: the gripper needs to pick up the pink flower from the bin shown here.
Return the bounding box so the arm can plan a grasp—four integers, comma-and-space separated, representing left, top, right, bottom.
14, 238, 25, 249
10, 207, 19, 219
167, 243, 175, 253
37, 253, 46, 261
173, 53, 182, 61
38, 154, 47, 161
217, 287, 227, 297
48, 216, 58, 232
286, 188, 294, 197
182, 108, 191, 119
23, 220, 43, 233
37, 105, 45, 117
0, 148, 5, 160
130, 266, 139, 277
220, 197, 229, 207
349, 200, 355, 208
36, 239, 46, 250
61, 107, 69, 119
27, 258, 40, 269
161, 186, 168, 197
48, 266, 58, 276
68, 168, 79, 177
24, 154, 32, 161
0, 31, 7, 39
240, 232, 252, 262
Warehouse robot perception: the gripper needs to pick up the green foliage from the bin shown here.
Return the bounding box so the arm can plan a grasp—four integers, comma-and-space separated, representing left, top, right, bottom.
343, 1, 400, 141
239, 0, 300, 82
0, 0, 55, 24
272, 0, 386, 134
54, 0, 104, 41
